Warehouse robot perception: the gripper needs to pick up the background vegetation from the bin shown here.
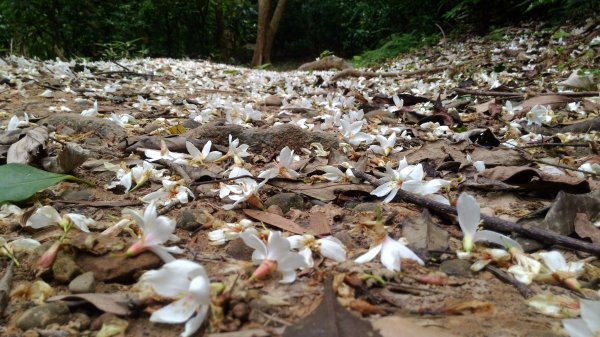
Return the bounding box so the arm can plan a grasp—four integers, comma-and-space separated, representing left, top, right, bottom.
0, 0, 597, 65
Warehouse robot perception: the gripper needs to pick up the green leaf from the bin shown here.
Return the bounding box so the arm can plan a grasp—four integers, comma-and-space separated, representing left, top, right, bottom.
0, 164, 89, 204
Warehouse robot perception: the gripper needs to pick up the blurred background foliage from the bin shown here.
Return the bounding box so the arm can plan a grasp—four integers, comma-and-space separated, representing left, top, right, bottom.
0, 0, 597, 65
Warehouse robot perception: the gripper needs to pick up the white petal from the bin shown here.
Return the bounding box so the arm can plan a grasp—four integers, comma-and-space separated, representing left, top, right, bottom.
26, 206, 62, 229
355, 244, 383, 264
474, 230, 522, 251
278, 251, 309, 271
148, 246, 176, 262
150, 296, 197, 324
279, 270, 297, 284
188, 275, 211, 305
383, 188, 399, 203
539, 251, 567, 273
286, 235, 306, 250
457, 193, 480, 238
266, 231, 291, 261
186, 141, 201, 158
580, 299, 600, 333
562, 318, 594, 337
317, 237, 346, 262
145, 216, 176, 246
66, 213, 94, 232
371, 183, 393, 197
299, 247, 314, 268
9, 238, 41, 253
182, 306, 208, 337
240, 229, 267, 259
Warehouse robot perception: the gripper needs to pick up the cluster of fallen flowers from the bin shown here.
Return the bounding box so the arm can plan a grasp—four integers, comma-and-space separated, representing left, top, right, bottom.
1, 20, 600, 337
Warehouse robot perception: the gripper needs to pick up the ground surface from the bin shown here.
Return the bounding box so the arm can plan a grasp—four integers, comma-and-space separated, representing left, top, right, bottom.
0, 20, 599, 337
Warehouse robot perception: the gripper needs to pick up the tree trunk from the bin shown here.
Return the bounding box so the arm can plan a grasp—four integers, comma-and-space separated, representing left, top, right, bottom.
215, 0, 226, 59
251, 0, 270, 67
263, 0, 286, 64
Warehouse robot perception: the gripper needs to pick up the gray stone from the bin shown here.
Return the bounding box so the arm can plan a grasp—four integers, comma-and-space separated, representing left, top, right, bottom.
265, 95, 283, 106
440, 259, 473, 277
264, 193, 304, 213
52, 251, 81, 283
176, 209, 200, 231
352, 202, 382, 212
68, 271, 96, 293
16, 303, 70, 330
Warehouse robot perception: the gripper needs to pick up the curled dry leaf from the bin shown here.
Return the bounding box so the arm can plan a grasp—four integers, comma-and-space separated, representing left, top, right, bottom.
47, 293, 130, 315
41, 142, 90, 173
7, 126, 48, 164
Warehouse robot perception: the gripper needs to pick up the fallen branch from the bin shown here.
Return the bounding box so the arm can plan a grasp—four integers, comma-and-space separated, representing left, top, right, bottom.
355, 172, 600, 255
485, 265, 533, 299
329, 65, 454, 82
0, 262, 14, 315
454, 88, 600, 98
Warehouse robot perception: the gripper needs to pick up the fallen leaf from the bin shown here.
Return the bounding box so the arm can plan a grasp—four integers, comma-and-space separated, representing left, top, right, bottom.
47, 293, 130, 315
308, 211, 331, 236
541, 190, 600, 235
442, 300, 495, 315
283, 277, 381, 337
402, 210, 448, 257
243, 209, 308, 234
478, 166, 589, 195
372, 316, 460, 337
521, 95, 570, 110
0, 164, 88, 204
7, 126, 48, 164
41, 142, 90, 173
574, 213, 600, 243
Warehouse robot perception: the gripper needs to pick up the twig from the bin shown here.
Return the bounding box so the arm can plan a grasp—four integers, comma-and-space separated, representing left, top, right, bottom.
355, 171, 600, 255
454, 88, 600, 98
51, 200, 143, 207
156, 159, 194, 186
0, 262, 14, 315
158, 201, 181, 216
111, 60, 131, 72
190, 174, 261, 186
519, 142, 590, 148
329, 64, 460, 82
485, 265, 533, 299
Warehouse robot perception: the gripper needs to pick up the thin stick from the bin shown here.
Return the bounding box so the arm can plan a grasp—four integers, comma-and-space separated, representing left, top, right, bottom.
485, 265, 533, 298
519, 142, 590, 148
355, 171, 600, 256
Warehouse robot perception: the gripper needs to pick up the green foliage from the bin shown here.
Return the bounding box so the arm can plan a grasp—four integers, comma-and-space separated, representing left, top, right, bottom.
96, 39, 148, 60
0, 164, 86, 204
351, 34, 439, 68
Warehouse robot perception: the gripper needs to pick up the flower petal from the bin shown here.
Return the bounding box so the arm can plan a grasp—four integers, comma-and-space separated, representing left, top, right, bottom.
457, 193, 480, 238
280, 270, 297, 284
538, 251, 567, 273
355, 244, 382, 264
240, 229, 267, 260
580, 299, 600, 333
66, 213, 94, 232
278, 251, 308, 271
317, 237, 346, 262
182, 305, 209, 337
266, 231, 291, 261
474, 230, 522, 251
150, 296, 197, 324
562, 318, 593, 337
26, 206, 61, 229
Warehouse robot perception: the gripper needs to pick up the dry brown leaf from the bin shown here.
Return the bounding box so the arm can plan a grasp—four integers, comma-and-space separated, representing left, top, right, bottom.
47, 293, 130, 315
308, 211, 331, 236
42, 142, 90, 173
7, 126, 48, 164
574, 213, 600, 243
372, 316, 460, 337
521, 95, 570, 110
442, 300, 495, 315
243, 209, 308, 234
283, 278, 381, 337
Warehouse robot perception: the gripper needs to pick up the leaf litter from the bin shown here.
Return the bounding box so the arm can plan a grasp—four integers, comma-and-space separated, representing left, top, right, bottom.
0, 20, 599, 337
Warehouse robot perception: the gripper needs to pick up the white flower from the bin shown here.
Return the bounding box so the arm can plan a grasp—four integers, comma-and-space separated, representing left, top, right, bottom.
141, 260, 210, 337
26, 206, 94, 233
258, 146, 300, 179
109, 113, 135, 127
538, 251, 584, 290
371, 159, 450, 204
81, 100, 98, 117
0, 204, 23, 219
562, 299, 600, 337
144, 140, 188, 164
240, 229, 308, 283
287, 234, 347, 267
387, 95, 404, 113
107, 161, 165, 192
39, 89, 53, 98
7, 113, 30, 131
503, 100, 523, 119
507, 247, 543, 285
466, 154, 486, 172
141, 180, 194, 206
480, 72, 501, 89
208, 219, 255, 245
220, 135, 250, 166
526, 105, 553, 126
321, 166, 358, 183
369, 133, 402, 156
355, 235, 423, 272
124, 202, 183, 262
1, 237, 41, 266
339, 119, 373, 146
186, 141, 222, 166
457, 192, 521, 253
